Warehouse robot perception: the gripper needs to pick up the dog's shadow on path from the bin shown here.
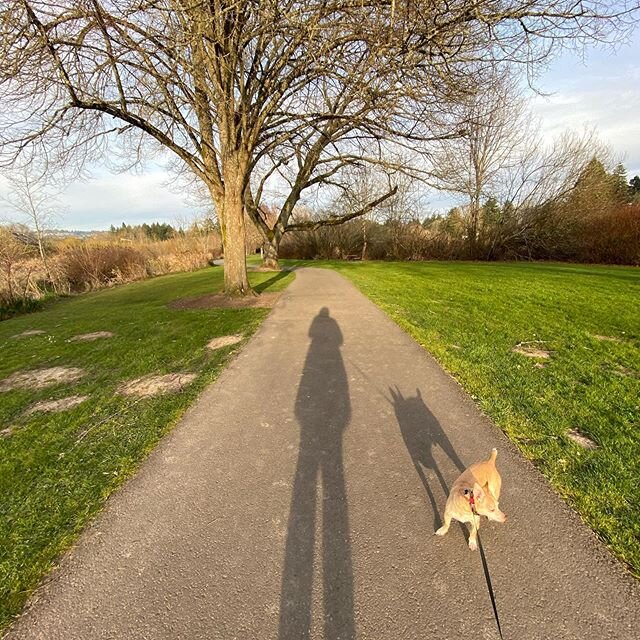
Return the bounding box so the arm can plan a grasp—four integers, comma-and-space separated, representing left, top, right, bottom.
389, 386, 466, 530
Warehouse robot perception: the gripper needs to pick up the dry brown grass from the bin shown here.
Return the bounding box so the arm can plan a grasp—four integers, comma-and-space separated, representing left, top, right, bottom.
0, 231, 223, 312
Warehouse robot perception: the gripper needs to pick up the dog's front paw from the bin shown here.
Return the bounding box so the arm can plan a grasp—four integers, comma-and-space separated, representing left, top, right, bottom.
435, 526, 448, 536
468, 539, 478, 551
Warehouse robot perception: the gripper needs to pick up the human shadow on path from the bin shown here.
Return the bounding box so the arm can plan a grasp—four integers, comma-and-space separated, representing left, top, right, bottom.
389, 387, 466, 530
279, 307, 355, 640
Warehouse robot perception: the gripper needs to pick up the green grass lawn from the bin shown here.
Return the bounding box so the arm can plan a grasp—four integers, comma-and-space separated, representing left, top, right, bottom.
0, 266, 293, 630
323, 260, 640, 575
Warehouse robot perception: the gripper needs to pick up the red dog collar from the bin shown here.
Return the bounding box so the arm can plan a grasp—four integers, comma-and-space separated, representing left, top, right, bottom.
464, 488, 477, 514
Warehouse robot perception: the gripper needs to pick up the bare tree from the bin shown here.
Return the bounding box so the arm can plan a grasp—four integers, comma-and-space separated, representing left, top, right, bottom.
483, 129, 610, 257
431, 69, 537, 255
1, 1, 637, 292
1, 167, 60, 287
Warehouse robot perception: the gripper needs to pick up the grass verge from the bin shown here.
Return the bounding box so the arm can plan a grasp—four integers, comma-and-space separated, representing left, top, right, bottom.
0, 265, 293, 630
324, 260, 640, 575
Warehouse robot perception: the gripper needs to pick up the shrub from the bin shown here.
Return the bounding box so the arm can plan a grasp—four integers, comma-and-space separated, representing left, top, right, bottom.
58, 244, 149, 292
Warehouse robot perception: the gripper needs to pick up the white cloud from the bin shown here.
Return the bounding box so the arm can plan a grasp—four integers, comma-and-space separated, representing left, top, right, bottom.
60, 170, 197, 230
0, 165, 200, 231
530, 32, 640, 176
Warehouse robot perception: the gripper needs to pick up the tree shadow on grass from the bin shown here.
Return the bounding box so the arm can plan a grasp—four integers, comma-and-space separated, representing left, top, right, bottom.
279, 307, 355, 640
252, 269, 292, 293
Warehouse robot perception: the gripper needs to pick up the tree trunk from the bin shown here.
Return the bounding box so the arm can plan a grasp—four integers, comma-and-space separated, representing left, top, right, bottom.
361, 218, 368, 260
212, 158, 253, 296
262, 236, 280, 270
468, 193, 481, 259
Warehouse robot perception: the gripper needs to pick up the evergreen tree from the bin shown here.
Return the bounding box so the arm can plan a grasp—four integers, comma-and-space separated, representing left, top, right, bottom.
481, 197, 502, 227
610, 163, 628, 203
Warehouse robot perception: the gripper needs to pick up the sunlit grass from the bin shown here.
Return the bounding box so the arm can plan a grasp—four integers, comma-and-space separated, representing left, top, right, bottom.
0, 265, 294, 630
323, 260, 640, 576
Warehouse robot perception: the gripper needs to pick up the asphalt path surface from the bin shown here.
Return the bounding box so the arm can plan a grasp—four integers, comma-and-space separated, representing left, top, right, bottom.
6, 267, 640, 639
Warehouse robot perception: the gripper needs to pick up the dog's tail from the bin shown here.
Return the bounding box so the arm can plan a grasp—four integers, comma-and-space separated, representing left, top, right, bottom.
489, 448, 498, 463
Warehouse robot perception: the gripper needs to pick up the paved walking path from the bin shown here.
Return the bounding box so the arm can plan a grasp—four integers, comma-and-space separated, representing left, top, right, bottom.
7, 268, 639, 639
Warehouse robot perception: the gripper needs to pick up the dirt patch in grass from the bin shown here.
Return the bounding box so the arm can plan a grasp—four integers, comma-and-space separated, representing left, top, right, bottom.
613, 365, 637, 378
68, 331, 114, 342
169, 292, 281, 310
592, 334, 622, 343
600, 363, 637, 378
0, 367, 85, 392
512, 342, 551, 359
206, 334, 244, 350
25, 395, 89, 415
566, 428, 599, 450
12, 330, 46, 339
118, 373, 197, 397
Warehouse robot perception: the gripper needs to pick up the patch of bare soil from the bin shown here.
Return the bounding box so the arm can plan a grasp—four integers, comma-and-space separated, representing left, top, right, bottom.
169, 292, 281, 310
512, 342, 551, 359
206, 334, 244, 350
600, 363, 637, 378
68, 331, 114, 342
118, 373, 197, 397
26, 395, 89, 414
566, 428, 599, 450
1, 427, 14, 438
613, 365, 637, 378
0, 367, 85, 392
592, 334, 622, 343
12, 330, 46, 339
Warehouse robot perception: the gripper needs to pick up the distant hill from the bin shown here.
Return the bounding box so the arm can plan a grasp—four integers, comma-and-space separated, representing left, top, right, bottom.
45, 229, 101, 239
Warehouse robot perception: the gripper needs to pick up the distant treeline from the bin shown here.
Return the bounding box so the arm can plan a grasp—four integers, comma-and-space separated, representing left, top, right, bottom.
109, 222, 180, 241
280, 162, 640, 265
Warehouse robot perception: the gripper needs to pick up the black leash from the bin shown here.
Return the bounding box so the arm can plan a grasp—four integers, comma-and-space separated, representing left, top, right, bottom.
465, 489, 503, 639
477, 533, 504, 640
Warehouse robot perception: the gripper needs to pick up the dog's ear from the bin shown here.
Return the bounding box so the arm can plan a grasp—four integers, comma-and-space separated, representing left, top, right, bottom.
473, 482, 486, 501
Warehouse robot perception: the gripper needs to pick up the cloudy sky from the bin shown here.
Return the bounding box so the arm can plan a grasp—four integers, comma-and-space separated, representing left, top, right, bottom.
1, 28, 638, 231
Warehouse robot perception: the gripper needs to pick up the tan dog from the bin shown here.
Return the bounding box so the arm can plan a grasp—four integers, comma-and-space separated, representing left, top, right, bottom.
435, 448, 506, 550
